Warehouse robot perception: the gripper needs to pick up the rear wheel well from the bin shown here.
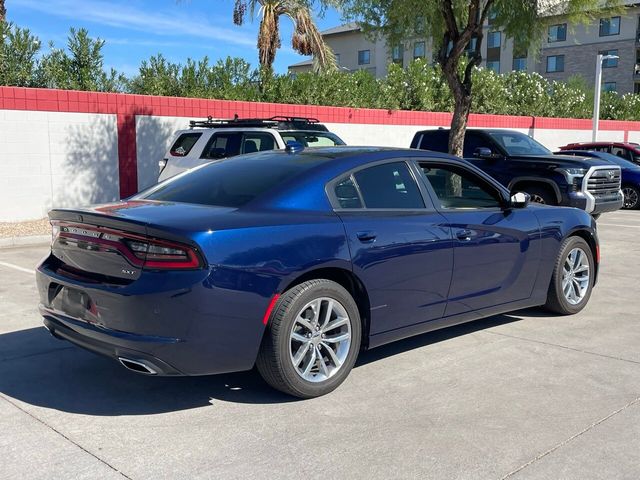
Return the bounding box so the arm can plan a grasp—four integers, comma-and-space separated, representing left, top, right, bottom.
282, 268, 371, 349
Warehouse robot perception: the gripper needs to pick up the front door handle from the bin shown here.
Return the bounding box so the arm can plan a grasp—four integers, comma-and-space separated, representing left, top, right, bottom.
456, 229, 473, 241
356, 231, 377, 243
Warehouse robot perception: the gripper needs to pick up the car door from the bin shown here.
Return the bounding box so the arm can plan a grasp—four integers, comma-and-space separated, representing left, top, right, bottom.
331, 160, 454, 335
417, 160, 541, 316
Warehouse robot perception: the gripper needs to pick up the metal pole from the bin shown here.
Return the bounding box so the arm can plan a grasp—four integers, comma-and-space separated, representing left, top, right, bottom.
592, 54, 603, 142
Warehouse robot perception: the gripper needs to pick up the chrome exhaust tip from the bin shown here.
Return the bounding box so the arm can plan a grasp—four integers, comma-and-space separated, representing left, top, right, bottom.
118, 357, 158, 375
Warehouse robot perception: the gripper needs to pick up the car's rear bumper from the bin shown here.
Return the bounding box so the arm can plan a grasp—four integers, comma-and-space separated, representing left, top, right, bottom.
36, 255, 268, 376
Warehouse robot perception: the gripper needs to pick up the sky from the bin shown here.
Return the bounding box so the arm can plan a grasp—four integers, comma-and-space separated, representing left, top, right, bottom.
6, 0, 344, 76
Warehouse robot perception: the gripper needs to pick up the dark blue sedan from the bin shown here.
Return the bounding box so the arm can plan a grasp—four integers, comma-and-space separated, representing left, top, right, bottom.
37, 147, 599, 398
557, 150, 640, 210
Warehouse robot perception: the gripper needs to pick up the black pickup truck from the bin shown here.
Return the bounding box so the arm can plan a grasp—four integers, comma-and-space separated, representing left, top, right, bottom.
411, 128, 623, 216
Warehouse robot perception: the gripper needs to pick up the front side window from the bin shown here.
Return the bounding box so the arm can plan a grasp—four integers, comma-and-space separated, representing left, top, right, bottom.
200, 132, 241, 159
420, 164, 503, 209
487, 31, 501, 48
353, 162, 425, 209
358, 50, 370, 65
547, 55, 564, 72
414, 41, 426, 59
548, 24, 567, 42
488, 131, 551, 156
600, 16, 621, 36
170, 133, 202, 157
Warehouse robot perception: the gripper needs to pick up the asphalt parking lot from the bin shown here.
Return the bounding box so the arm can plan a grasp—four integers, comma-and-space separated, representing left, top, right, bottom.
1, 210, 639, 480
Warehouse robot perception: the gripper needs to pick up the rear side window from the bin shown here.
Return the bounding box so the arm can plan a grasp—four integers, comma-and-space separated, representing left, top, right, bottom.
610, 146, 631, 161
170, 133, 202, 156
242, 133, 276, 154
334, 176, 363, 209
201, 133, 242, 159
353, 162, 425, 209
418, 130, 449, 152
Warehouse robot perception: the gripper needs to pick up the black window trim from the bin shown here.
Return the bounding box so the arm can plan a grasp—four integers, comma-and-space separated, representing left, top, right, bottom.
325, 158, 436, 213
413, 158, 511, 212
599, 16, 621, 37
547, 23, 567, 43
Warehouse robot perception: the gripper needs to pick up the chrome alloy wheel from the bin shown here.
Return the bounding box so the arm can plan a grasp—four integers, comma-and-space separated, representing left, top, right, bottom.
289, 297, 351, 383
562, 247, 590, 305
622, 187, 639, 209
530, 194, 546, 204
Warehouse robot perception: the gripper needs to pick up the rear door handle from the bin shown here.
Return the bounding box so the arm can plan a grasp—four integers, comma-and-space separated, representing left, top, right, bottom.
356, 231, 377, 243
456, 229, 473, 241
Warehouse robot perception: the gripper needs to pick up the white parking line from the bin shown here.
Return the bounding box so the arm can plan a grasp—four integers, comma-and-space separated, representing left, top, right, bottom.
598, 223, 640, 229
0, 261, 35, 275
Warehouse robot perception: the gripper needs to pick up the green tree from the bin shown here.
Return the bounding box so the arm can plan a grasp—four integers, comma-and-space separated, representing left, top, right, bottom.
233, 0, 336, 73
0, 22, 42, 87
39, 28, 125, 91
334, 0, 622, 156
0, 1, 6, 22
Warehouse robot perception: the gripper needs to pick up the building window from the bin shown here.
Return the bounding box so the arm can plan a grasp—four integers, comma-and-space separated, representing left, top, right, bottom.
334, 53, 340, 66
415, 16, 425, 35
599, 16, 621, 36
548, 24, 567, 42
358, 50, 370, 65
464, 37, 478, 56
635, 83, 640, 94
487, 31, 501, 48
546, 55, 564, 73
513, 57, 527, 71
488, 7, 497, 25
603, 82, 617, 92
487, 61, 500, 73
413, 41, 426, 59
391, 45, 403, 65
599, 49, 618, 68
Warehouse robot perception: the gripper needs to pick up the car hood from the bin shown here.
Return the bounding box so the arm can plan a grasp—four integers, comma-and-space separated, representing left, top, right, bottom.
518, 154, 616, 169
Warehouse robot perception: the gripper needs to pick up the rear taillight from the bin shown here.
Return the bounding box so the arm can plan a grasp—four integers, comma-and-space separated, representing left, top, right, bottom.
52, 222, 203, 270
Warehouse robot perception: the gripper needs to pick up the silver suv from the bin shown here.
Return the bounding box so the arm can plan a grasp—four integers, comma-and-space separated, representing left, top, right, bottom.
158, 116, 345, 181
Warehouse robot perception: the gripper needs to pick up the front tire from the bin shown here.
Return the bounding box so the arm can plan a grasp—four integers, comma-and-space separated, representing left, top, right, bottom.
256, 279, 362, 398
622, 185, 640, 209
544, 236, 594, 315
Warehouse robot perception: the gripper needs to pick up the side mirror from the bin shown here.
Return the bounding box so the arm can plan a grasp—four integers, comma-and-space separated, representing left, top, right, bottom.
509, 192, 530, 209
473, 147, 495, 159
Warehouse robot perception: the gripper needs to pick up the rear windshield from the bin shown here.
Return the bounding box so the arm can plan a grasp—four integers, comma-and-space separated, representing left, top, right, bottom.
138, 152, 330, 207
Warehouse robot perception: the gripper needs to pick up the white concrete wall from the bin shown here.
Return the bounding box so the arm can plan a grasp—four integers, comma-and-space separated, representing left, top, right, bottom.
1, 107, 638, 222
0, 110, 119, 222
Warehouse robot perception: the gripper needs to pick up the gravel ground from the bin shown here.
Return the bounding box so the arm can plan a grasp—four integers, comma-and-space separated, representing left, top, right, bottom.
0, 219, 50, 239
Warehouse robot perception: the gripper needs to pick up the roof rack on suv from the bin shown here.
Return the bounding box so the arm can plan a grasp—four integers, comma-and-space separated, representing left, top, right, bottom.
189, 115, 328, 132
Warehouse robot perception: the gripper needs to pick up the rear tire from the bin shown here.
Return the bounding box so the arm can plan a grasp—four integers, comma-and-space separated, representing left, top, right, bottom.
622, 185, 640, 210
256, 279, 362, 398
544, 236, 594, 315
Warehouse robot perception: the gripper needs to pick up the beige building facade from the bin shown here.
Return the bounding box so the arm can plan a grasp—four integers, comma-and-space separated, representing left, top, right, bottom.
288, 4, 640, 94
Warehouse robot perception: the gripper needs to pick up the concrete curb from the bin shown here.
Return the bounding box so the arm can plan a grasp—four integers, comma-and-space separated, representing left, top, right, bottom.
0, 235, 50, 249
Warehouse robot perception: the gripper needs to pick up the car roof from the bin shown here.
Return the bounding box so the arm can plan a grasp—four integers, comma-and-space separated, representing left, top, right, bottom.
563, 141, 637, 148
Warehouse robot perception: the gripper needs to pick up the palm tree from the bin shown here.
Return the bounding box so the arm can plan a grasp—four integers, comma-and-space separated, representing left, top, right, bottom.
233, 0, 336, 73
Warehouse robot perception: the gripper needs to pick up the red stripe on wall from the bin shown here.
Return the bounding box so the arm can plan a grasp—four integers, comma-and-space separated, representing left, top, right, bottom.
2, 86, 640, 199
116, 113, 138, 198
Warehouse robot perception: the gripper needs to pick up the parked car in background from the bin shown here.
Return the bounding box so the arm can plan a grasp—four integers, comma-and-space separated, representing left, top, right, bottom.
38, 147, 599, 398
411, 128, 623, 216
158, 116, 345, 181
557, 149, 640, 210
558, 142, 640, 165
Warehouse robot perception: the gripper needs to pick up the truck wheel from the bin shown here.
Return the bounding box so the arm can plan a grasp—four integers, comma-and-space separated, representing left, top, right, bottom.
622, 185, 640, 209
256, 280, 362, 398
521, 185, 556, 205
544, 236, 594, 315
